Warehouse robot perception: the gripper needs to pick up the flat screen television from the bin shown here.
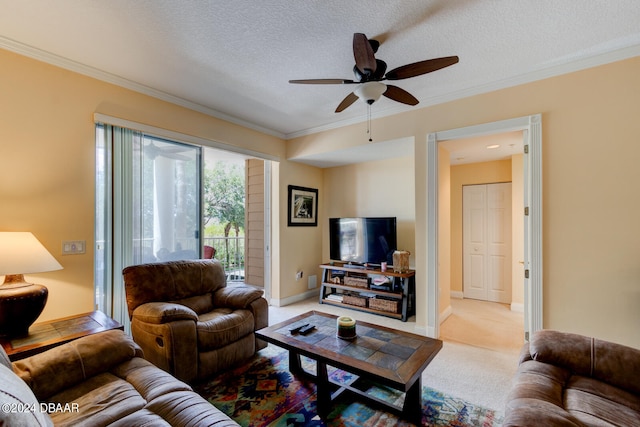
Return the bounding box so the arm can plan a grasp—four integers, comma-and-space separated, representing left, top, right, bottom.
329, 217, 397, 265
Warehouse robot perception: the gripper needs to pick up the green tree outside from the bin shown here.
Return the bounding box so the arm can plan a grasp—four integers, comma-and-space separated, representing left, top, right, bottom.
203, 161, 245, 268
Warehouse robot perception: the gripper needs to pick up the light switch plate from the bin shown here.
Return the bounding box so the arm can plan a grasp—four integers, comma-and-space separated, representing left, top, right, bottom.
62, 240, 86, 255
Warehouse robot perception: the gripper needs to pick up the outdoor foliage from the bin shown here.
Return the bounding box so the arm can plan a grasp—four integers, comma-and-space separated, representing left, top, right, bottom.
203, 161, 245, 268
203, 161, 245, 231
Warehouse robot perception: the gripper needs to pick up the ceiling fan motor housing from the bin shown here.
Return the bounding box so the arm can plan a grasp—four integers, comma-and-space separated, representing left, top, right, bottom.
353, 59, 387, 82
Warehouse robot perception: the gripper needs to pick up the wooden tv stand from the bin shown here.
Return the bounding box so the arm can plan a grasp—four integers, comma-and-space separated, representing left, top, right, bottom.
318, 262, 415, 321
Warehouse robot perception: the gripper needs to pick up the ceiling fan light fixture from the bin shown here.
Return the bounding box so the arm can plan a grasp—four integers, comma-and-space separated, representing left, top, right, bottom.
355, 82, 387, 105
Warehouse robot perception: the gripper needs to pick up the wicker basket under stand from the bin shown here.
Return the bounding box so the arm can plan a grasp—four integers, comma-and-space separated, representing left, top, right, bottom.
343, 294, 367, 307
369, 297, 400, 313
344, 276, 369, 288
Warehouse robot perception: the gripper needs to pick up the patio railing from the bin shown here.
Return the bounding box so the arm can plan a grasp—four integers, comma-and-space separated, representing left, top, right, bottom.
203, 236, 245, 281
124, 236, 245, 281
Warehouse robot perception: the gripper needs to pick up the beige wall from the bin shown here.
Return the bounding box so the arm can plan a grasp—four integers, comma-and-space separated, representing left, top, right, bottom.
276, 160, 324, 301
322, 156, 416, 262
3, 46, 639, 348
290, 56, 640, 348
0, 48, 291, 321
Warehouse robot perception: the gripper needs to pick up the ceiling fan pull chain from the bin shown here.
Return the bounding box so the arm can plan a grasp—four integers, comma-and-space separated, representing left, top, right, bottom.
368, 104, 373, 142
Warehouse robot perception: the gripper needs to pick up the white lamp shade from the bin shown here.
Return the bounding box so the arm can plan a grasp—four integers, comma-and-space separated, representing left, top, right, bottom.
0, 232, 63, 276
354, 82, 387, 103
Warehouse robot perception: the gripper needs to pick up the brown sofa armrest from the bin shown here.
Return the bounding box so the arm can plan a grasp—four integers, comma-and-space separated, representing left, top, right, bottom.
13, 330, 139, 400
132, 302, 198, 324
212, 286, 264, 309
530, 330, 640, 395
529, 330, 593, 375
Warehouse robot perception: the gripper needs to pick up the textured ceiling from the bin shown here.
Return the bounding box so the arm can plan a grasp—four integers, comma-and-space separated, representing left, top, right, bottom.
1, 0, 640, 143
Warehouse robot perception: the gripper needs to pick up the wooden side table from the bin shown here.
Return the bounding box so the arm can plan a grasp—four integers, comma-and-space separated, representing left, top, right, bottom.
0, 310, 123, 361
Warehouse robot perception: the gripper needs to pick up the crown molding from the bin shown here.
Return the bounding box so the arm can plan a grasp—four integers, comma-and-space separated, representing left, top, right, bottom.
2, 35, 638, 142
0, 36, 286, 140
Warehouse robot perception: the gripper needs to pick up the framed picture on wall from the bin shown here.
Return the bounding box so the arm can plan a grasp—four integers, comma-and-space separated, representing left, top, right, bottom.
288, 185, 318, 226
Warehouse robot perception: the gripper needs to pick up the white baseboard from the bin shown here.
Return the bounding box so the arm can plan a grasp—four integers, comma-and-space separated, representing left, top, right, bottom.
269, 289, 318, 307
414, 324, 428, 336
450, 291, 464, 299
440, 305, 452, 324
511, 302, 524, 313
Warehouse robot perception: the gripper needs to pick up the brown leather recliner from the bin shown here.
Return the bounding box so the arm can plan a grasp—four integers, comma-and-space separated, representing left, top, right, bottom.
122, 259, 268, 383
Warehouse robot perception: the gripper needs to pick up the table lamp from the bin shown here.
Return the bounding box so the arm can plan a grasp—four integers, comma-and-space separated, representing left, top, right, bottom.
0, 232, 63, 337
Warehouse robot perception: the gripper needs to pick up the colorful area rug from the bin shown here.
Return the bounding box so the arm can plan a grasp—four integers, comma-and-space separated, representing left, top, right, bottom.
194, 345, 503, 427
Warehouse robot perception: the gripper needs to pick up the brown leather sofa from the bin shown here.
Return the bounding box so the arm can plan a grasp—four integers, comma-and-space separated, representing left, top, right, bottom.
503, 330, 640, 426
0, 330, 239, 426
123, 259, 268, 383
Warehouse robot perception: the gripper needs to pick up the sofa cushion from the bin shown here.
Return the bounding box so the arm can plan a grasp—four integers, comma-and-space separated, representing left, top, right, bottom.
565, 376, 640, 426
46, 373, 146, 427
506, 360, 569, 407
197, 308, 255, 350
173, 293, 214, 314
0, 363, 53, 427
111, 357, 192, 402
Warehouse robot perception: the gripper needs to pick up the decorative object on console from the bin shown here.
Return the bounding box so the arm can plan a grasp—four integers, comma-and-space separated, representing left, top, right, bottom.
287, 185, 318, 226
393, 250, 411, 273
337, 316, 356, 340
0, 232, 63, 337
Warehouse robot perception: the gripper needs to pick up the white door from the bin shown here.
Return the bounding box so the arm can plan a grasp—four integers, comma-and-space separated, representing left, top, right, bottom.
463, 183, 512, 303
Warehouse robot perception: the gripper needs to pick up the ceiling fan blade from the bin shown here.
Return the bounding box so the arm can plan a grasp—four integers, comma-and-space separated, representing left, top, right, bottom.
289, 79, 355, 84
383, 85, 419, 106
335, 92, 359, 113
353, 33, 377, 76
385, 56, 459, 80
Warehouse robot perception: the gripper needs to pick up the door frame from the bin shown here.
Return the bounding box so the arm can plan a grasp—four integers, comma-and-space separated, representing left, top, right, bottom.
426, 114, 542, 340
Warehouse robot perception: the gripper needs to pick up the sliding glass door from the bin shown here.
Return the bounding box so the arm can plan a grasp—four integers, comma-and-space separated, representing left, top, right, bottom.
96, 124, 202, 330
132, 136, 201, 263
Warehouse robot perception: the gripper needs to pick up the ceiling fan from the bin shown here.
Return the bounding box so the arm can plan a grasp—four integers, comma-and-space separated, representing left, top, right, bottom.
289, 33, 459, 113
137, 141, 192, 161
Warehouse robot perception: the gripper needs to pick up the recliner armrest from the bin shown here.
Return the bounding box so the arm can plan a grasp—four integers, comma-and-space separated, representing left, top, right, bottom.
132, 302, 198, 324
213, 286, 264, 309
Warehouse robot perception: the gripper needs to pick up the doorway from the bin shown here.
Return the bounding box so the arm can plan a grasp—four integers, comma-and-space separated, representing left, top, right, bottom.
426, 114, 543, 341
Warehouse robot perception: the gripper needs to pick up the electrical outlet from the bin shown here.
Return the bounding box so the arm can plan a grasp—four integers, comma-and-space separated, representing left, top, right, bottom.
62, 240, 86, 255
308, 274, 317, 289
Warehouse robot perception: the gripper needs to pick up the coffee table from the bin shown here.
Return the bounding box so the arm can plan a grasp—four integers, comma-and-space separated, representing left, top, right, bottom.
255, 310, 442, 423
